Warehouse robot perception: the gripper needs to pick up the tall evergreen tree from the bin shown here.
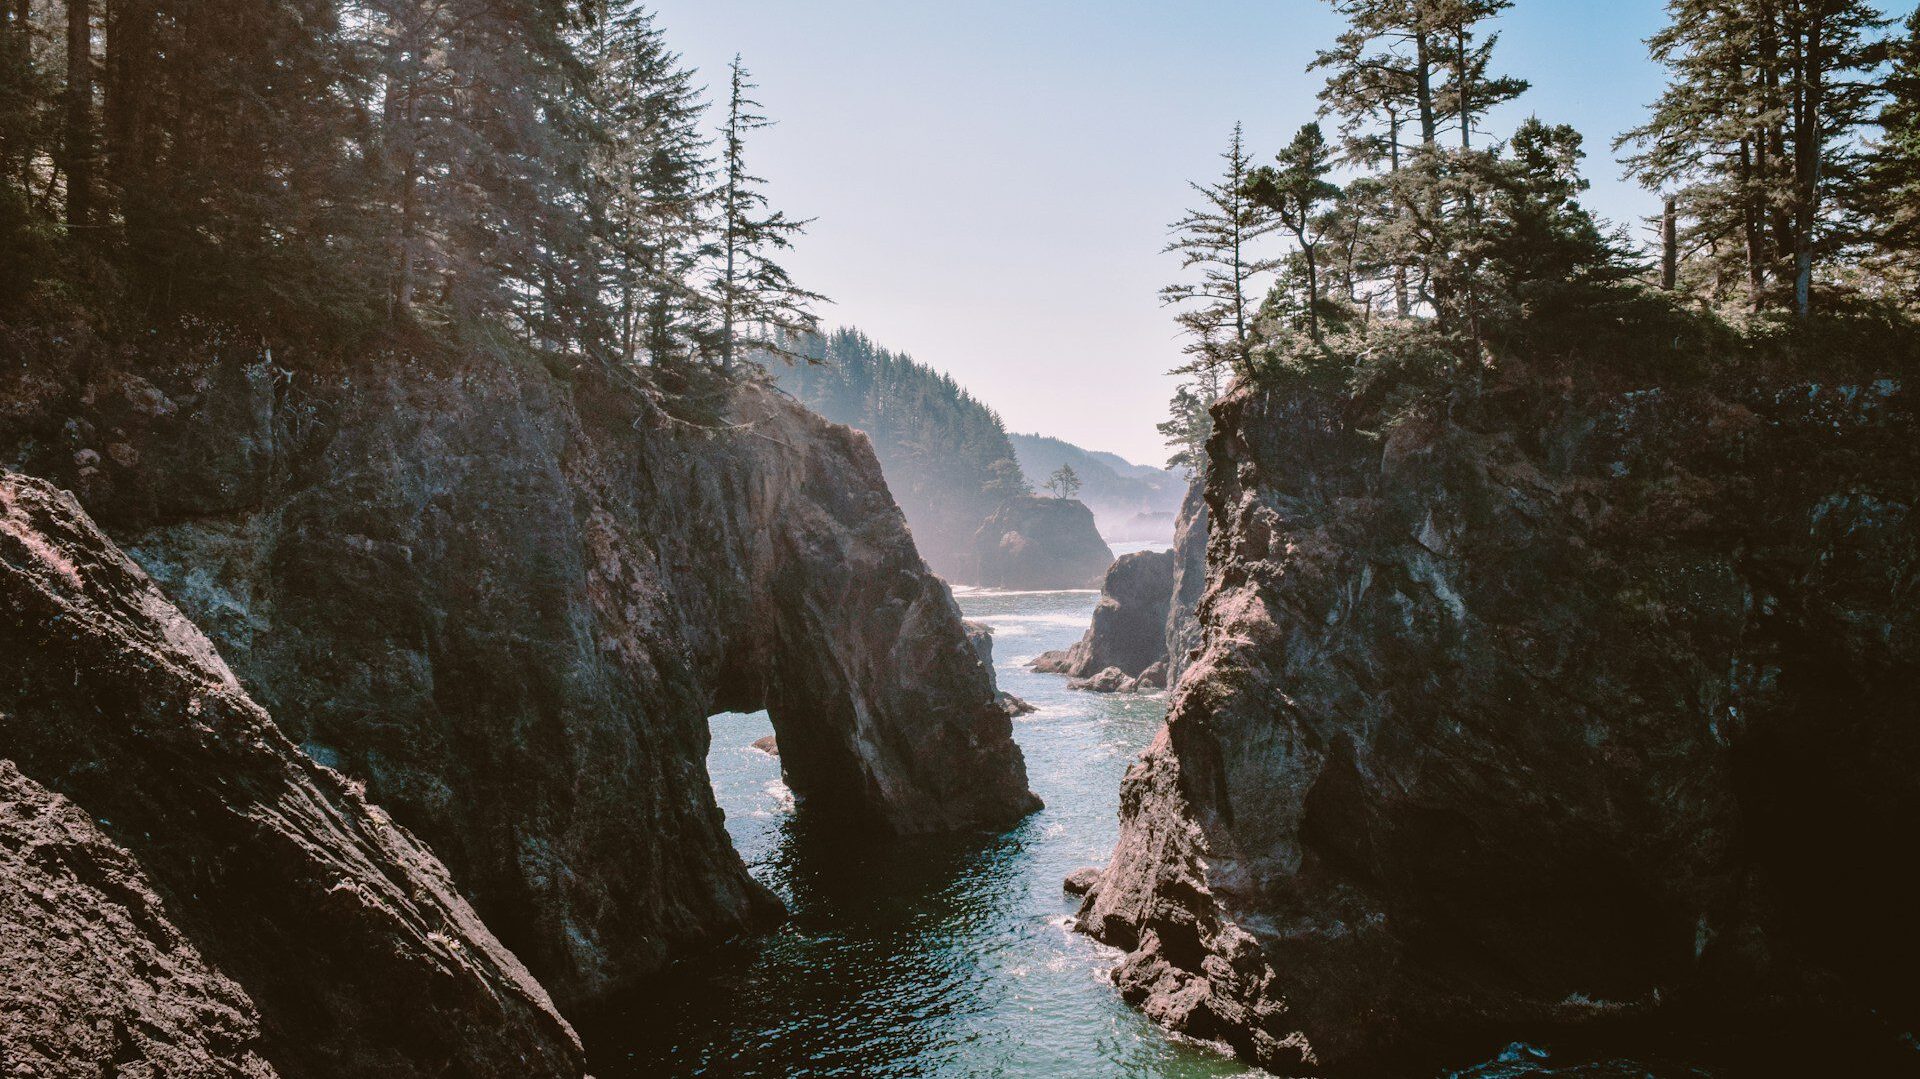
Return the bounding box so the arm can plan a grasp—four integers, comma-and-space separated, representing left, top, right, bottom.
1620, 0, 1889, 317
1162, 123, 1279, 381
713, 54, 821, 373
1863, 7, 1920, 290
1247, 122, 1345, 343
584, 2, 711, 367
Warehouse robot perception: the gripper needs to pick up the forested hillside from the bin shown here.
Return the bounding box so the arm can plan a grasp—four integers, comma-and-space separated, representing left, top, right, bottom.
1008, 433, 1185, 538
772, 328, 1028, 576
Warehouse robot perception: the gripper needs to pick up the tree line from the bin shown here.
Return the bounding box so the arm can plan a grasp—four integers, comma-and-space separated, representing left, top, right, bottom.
772, 327, 1028, 571
0, 0, 819, 386
1161, 0, 1920, 467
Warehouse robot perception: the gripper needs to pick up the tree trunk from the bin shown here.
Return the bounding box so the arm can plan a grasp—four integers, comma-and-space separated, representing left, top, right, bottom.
64, 0, 93, 231
1415, 30, 1437, 147
1661, 196, 1679, 290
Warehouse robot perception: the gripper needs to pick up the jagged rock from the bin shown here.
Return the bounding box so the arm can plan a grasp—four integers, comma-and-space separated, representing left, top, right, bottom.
0, 760, 278, 1079
1135, 660, 1169, 690
1062, 866, 1104, 897
1162, 476, 1209, 688
1031, 549, 1176, 680
751, 735, 780, 757
0, 329, 1039, 1015
1068, 666, 1137, 694
965, 617, 1039, 717
968, 495, 1114, 589
1080, 376, 1920, 1075
0, 474, 584, 1078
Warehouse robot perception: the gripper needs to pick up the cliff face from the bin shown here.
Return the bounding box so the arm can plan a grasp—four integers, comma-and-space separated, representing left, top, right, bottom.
0, 326, 1038, 1014
1163, 476, 1209, 687
1031, 548, 1176, 686
0, 474, 584, 1077
968, 495, 1114, 589
1078, 375, 1920, 1075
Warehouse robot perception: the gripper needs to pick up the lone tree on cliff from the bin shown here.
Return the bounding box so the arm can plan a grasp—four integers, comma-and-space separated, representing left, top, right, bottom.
1044, 464, 1082, 500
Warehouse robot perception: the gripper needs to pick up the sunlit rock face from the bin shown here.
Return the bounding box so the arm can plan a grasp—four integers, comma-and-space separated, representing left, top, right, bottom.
1078, 375, 1920, 1076
968, 495, 1115, 590
1031, 549, 1177, 685
1, 473, 585, 1078
0, 327, 1038, 1016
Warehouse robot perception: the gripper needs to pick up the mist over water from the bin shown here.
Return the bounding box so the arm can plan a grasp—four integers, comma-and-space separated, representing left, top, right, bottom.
583, 550, 1255, 1077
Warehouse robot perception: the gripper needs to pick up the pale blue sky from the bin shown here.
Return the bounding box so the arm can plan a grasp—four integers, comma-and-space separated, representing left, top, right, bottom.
638, 1, 1724, 463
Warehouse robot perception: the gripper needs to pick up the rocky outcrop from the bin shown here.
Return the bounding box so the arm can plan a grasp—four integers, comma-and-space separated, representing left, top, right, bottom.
1079, 374, 1920, 1075
0, 761, 276, 1079
1162, 476, 1209, 688
0, 324, 1039, 1017
1032, 549, 1176, 685
0, 473, 584, 1077
965, 618, 1036, 716
968, 495, 1114, 589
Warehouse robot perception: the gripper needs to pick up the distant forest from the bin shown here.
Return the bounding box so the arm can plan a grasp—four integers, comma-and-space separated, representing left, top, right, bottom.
771, 328, 1028, 574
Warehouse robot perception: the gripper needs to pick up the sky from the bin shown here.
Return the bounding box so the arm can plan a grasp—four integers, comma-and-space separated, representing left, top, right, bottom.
640, 0, 1701, 464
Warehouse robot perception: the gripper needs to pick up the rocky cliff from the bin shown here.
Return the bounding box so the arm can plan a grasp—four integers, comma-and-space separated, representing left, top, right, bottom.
968, 495, 1114, 590
1077, 373, 1920, 1075
0, 323, 1039, 1017
1031, 548, 1176, 691
1, 473, 584, 1077
1162, 477, 1209, 688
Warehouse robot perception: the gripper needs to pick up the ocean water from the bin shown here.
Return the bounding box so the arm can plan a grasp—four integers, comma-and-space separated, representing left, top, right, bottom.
577, 552, 1727, 1077
584, 557, 1258, 1077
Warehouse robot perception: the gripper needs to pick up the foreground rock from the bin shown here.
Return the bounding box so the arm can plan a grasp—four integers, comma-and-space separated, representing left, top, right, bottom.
1, 326, 1039, 1014
1, 474, 583, 1077
0, 761, 276, 1079
968, 495, 1114, 589
1032, 549, 1176, 687
1078, 376, 1920, 1075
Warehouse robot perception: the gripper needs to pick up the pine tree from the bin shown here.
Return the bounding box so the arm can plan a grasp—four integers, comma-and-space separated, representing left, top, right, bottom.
1045, 464, 1082, 500
1247, 122, 1344, 343
1863, 7, 1920, 292
713, 55, 823, 374
1162, 123, 1279, 381
584, 2, 711, 367
1621, 0, 1889, 318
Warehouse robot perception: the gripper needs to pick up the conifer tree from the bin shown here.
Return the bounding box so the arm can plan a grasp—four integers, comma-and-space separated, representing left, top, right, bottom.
713, 55, 822, 374
585, 2, 711, 367
1162, 123, 1279, 381
1864, 7, 1920, 286
1247, 122, 1344, 342
1621, 0, 1889, 317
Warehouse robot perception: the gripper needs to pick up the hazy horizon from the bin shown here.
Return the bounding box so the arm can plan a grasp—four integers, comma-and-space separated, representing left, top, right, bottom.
642, 0, 1718, 465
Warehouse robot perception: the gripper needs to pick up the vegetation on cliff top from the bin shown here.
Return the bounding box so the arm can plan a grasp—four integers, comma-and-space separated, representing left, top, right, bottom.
0, 0, 818, 412
1160, 0, 1920, 452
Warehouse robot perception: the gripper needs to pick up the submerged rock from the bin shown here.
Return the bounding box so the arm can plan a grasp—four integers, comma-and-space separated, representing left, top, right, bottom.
0, 329, 1039, 1017
1079, 376, 1920, 1075
0, 473, 584, 1077
752, 735, 780, 757
1031, 549, 1176, 681
967, 495, 1114, 590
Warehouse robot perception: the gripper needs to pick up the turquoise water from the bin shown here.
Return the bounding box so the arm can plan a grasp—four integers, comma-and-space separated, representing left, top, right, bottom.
585, 566, 1257, 1077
